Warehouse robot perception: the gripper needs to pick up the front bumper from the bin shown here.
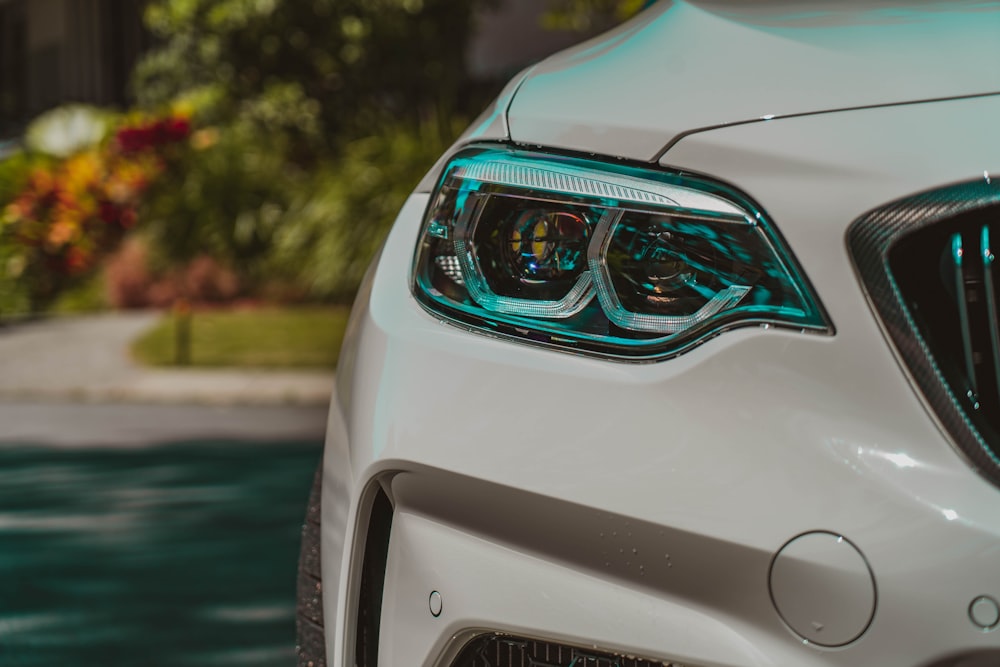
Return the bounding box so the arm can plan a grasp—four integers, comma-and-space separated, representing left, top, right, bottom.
318, 182, 1000, 667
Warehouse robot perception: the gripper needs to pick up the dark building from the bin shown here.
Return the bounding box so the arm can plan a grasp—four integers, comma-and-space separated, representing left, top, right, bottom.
0, 0, 148, 140
0, 0, 584, 145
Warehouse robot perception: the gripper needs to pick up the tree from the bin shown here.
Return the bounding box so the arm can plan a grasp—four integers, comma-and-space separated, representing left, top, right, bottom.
128, 0, 645, 303
133, 0, 489, 160
129, 0, 495, 300
542, 0, 650, 33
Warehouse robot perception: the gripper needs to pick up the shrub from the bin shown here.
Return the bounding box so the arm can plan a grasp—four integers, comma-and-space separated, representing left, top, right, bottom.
104, 236, 154, 308
0, 109, 190, 313
105, 236, 242, 309
267, 119, 456, 301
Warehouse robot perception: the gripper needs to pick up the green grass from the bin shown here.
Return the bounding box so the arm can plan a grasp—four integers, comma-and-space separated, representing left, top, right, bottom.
131, 306, 351, 369
50, 272, 108, 314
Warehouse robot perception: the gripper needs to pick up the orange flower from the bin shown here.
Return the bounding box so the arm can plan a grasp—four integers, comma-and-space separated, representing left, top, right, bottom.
3, 110, 193, 289
46, 220, 78, 249
64, 246, 91, 275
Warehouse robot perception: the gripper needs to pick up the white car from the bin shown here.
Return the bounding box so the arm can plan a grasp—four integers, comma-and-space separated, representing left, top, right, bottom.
297, 2, 1000, 666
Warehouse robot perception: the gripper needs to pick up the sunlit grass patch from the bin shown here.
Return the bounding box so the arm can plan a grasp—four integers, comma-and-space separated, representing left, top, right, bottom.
131, 306, 350, 369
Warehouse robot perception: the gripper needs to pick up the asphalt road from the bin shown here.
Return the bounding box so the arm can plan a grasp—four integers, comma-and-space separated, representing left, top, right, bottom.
0, 402, 329, 666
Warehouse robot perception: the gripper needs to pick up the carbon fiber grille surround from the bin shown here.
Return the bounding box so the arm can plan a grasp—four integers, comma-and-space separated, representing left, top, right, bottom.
848, 178, 1000, 487
450, 633, 681, 667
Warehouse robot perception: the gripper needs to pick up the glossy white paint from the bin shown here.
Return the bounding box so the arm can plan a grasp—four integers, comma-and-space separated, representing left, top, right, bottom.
319, 383, 354, 667
768, 532, 875, 647
316, 3, 1000, 666
379, 506, 806, 667
413, 66, 530, 194
507, 0, 1000, 160
324, 181, 1000, 667
659, 93, 1000, 456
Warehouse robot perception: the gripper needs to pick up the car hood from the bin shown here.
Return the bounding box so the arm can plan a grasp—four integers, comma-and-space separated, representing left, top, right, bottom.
506, 0, 1000, 161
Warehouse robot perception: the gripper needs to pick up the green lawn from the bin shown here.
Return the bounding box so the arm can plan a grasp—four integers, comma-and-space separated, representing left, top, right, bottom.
131, 306, 351, 369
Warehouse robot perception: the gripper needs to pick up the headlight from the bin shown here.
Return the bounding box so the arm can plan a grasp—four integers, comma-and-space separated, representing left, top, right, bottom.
412, 145, 830, 360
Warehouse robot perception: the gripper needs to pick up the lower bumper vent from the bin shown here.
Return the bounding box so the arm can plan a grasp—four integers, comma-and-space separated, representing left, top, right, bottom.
451, 633, 682, 667
355, 488, 393, 667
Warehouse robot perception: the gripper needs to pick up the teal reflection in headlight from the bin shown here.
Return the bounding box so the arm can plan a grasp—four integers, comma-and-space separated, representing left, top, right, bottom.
412, 145, 831, 360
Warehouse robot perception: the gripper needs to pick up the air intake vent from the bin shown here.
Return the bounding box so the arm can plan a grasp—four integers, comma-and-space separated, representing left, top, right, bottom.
355, 488, 393, 667
451, 633, 681, 667
849, 179, 1000, 486
891, 220, 1000, 420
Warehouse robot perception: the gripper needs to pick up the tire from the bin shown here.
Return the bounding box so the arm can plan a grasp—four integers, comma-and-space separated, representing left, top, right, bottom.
296, 462, 327, 667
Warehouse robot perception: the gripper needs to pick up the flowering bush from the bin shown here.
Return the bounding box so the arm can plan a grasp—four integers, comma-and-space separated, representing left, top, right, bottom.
103, 237, 241, 309
0, 111, 191, 312
115, 115, 192, 154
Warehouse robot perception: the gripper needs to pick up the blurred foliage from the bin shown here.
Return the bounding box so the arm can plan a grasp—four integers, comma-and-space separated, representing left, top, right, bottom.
50, 271, 108, 314
542, 0, 649, 32
0, 151, 32, 218
269, 120, 458, 301
133, 0, 489, 159
2, 0, 646, 317
103, 236, 242, 310
140, 117, 294, 277
131, 306, 351, 368
139, 115, 454, 302
130, 0, 501, 302
0, 153, 34, 315
0, 111, 189, 315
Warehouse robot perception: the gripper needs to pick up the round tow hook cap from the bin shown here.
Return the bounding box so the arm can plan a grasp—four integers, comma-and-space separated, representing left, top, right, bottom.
769, 531, 876, 647
429, 590, 443, 617
969, 596, 1000, 630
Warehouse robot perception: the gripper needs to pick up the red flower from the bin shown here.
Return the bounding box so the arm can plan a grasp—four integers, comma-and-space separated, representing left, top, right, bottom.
119, 207, 138, 229
97, 198, 139, 229
64, 246, 90, 275
98, 200, 120, 224
160, 116, 192, 143
116, 126, 155, 153
117, 115, 192, 153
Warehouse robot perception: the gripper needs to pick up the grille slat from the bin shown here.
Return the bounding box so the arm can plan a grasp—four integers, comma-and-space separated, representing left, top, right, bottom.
981, 225, 1000, 397
897, 220, 1000, 422
943, 224, 1000, 411
952, 232, 979, 396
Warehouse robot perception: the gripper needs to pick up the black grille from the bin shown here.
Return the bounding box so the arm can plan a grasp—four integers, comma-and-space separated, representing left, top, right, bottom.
891, 218, 1000, 428
848, 179, 1000, 487
450, 633, 679, 667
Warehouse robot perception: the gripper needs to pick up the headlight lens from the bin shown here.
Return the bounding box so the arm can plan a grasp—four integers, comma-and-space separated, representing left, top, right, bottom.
413, 146, 830, 359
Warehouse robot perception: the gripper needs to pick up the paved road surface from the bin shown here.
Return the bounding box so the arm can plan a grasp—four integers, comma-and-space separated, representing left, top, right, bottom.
0, 313, 336, 665
0, 402, 330, 447
0, 313, 335, 405
0, 402, 329, 666
0, 434, 323, 666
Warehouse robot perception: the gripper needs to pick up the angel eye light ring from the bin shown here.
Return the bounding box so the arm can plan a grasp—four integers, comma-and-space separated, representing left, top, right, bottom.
412, 145, 831, 360
587, 209, 756, 333
451, 187, 597, 319
448, 168, 757, 325
455, 238, 596, 319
